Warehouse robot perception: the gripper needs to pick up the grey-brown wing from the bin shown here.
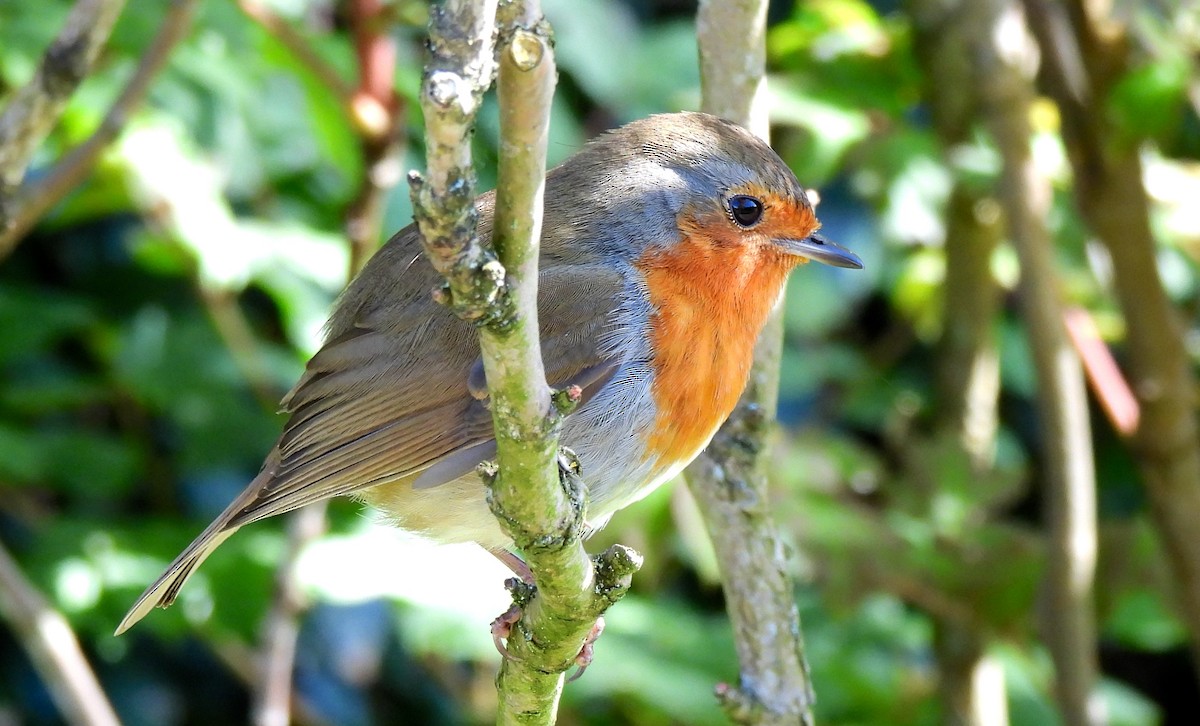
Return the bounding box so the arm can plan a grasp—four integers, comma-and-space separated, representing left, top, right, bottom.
222, 235, 625, 527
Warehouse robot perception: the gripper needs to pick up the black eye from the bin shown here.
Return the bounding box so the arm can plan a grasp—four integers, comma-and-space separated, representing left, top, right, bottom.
728, 195, 764, 227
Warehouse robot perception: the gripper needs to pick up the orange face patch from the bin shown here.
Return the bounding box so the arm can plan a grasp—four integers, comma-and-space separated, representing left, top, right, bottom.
635, 188, 819, 466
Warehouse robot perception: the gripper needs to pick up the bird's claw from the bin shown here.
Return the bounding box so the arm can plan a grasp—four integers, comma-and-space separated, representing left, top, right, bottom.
491, 603, 522, 658
566, 616, 605, 682
490, 607, 605, 683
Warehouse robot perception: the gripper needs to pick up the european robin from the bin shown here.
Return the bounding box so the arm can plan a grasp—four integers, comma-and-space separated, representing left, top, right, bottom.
117, 112, 862, 634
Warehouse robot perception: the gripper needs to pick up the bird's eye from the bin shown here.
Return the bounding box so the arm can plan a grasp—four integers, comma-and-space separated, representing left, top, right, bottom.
728, 195, 764, 227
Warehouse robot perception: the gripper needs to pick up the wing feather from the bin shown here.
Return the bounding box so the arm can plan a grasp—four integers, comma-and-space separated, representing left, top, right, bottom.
225, 232, 627, 526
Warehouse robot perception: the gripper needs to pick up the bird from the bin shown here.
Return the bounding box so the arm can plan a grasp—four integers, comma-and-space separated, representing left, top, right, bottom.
116, 111, 862, 635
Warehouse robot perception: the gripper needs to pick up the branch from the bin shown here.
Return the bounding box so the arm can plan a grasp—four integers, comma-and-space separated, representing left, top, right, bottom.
0, 539, 121, 726
410, 1, 639, 721
910, 1, 1013, 723
687, 1, 816, 724
933, 186, 1006, 726
409, 0, 503, 324
1024, 0, 1200, 688
0, 0, 199, 260
490, 4, 640, 719
236, 0, 356, 107
0, 0, 125, 217
253, 503, 326, 726
254, 2, 404, 718
975, 3, 1101, 722
696, 0, 769, 139
345, 0, 405, 275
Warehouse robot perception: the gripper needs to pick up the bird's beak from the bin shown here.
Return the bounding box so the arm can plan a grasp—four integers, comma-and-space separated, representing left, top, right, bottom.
775, 233, 863, 269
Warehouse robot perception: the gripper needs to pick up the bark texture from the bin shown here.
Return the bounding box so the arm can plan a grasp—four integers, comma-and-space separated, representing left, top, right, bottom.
688, 0, 817, 723
410, 2, 640, 722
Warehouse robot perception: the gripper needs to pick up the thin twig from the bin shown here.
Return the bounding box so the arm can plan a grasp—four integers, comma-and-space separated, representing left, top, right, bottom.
0, 0, 200, 259
345, 0, 405, 276
687, 1, 817, 724
236, 0, 356, 106
0, 540, 121, 726
253, 503, 327, 726
976, 3, 1101, 722
410, 1, 640, 719
487, 3, 636, 720
0, 0, 126, 205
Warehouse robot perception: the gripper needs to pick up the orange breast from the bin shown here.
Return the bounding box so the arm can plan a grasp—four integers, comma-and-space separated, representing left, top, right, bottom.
636, 211, 801, 466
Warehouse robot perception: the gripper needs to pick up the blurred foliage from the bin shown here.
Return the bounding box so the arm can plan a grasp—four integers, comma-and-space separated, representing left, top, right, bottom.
2, 0, 1200, 724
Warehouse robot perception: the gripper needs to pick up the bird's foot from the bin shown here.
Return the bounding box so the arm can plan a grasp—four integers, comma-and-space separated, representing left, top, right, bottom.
566, 616, 605, 682
490, 603, 523, 658
489, 604, 605, 682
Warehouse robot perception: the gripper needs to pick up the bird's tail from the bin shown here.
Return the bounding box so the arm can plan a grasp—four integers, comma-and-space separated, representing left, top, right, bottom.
115, 523, 237, 635
115, 466, 274, 635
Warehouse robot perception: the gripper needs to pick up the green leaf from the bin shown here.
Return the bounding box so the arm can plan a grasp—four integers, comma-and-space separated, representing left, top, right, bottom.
0, 287, 94, 363
1108, 57, 1189, 145
0, 423, 47, 482
1105, 588, 1188, 652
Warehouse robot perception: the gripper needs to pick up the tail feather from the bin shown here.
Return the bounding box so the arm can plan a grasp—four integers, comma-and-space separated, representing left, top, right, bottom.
115, 523, 238, 635
115, 464, 282, 635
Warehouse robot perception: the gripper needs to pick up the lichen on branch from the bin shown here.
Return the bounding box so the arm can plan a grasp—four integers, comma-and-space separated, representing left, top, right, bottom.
408, 0, 506, 325
409, 1, 640, 722
687, 1, 817, 724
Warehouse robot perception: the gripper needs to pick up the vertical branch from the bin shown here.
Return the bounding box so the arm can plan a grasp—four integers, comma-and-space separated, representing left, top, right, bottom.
409, 0, 502, 323
482, 6, 555, 457
345, 0, 405, 275
410, 2, 639, 722
689, 1, 816, 724
975, 2, 1101, 722
909, 1, 1007, 723
252, 505, 325, 726
489, 4, 640, 721
933, 188, 1001, 470
1024, 0, 1200, 687
487, 4, 579, 719
696, 0, 770, 139
932, 189, 1006, 726
0, 540, 120, 726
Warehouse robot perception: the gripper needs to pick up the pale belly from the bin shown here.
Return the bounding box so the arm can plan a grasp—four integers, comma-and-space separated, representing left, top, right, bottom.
362, 395, 724, 552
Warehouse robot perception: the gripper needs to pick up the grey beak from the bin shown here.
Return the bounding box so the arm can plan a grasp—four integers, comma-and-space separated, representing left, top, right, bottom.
776, 233, 863, 269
